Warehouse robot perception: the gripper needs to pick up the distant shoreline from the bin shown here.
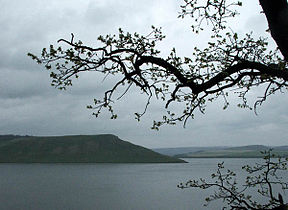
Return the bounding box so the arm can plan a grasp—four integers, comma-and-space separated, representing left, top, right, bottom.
154, 145, 288, 159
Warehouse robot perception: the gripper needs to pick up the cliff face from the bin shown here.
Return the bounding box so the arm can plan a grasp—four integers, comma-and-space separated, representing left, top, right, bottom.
0, 134, 186, 163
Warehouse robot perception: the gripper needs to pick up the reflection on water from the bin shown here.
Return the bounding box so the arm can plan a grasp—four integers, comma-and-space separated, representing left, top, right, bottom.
0, 159, 285, 210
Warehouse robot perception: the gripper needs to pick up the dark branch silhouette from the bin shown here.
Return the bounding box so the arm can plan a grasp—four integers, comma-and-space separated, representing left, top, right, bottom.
28, 0, 288, 129
28, 1, 288, 208
178, 150, 288, 209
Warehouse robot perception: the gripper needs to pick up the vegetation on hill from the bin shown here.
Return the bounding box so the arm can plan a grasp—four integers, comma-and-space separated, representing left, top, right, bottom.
0, 134, 185, 163
174, 145, 288, 158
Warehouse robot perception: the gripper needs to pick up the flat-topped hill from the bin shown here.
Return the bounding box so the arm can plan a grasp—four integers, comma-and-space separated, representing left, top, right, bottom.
0, 134, 185, 163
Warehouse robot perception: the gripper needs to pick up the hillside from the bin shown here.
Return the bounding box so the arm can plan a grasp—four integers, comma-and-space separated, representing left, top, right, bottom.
153, 146, 227, 156
0, 134, 185, 163
173, 145, 288, 158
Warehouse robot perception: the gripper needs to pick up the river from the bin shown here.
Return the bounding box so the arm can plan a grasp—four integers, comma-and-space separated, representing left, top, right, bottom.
0, 158, 284, 210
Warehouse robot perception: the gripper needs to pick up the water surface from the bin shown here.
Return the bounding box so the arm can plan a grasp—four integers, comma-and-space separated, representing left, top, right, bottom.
0, 158, 280, 210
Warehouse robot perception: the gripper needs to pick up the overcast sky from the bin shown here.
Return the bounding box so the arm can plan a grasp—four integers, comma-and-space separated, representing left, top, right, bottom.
0, 0, 287, 148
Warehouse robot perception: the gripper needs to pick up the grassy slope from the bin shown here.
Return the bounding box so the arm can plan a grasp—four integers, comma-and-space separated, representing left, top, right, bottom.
0, 135, 186, 163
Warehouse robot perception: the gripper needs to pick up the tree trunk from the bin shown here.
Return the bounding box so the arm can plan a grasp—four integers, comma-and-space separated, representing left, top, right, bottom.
259, 0, 288, 61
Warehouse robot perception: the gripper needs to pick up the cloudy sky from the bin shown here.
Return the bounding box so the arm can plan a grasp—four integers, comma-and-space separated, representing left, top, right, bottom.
0, 0, 287, 148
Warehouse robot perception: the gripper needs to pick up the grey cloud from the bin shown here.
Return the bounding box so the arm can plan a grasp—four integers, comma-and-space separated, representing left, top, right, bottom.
0, 0, 287, 148
0, 68, 52, 99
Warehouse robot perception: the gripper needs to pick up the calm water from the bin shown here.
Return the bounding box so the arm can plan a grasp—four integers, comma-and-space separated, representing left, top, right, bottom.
0, 159, 283, 210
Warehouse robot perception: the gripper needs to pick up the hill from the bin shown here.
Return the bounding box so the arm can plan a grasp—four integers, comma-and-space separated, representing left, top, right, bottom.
0, 134, 185, 163
172, 145, 288, 158
153, 146, 227, 156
